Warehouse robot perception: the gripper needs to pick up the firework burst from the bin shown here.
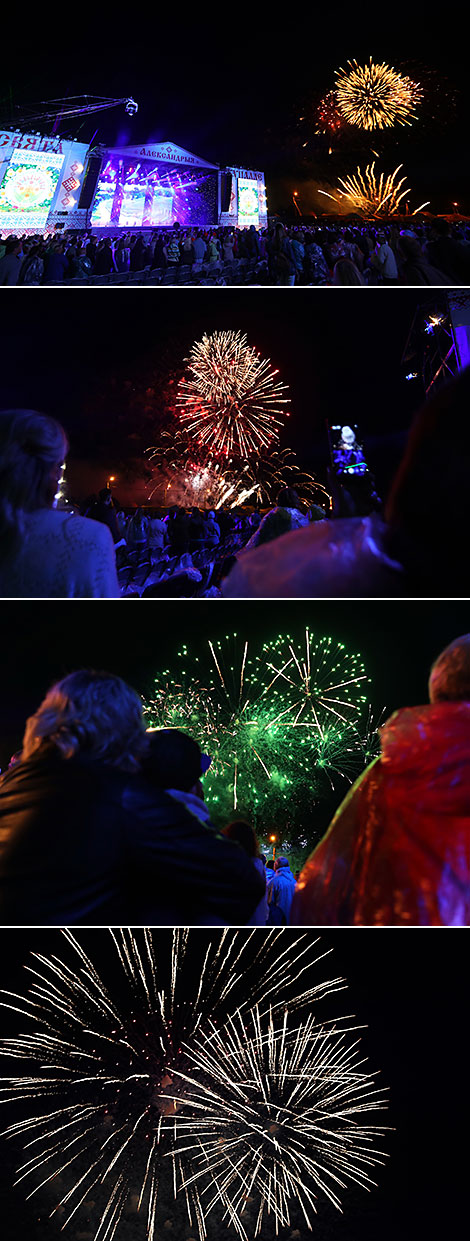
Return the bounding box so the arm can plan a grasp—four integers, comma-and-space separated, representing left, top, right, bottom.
0, 931, 388, 1241
260, 629, 369, 729
145, 431, 249, 509
257, 629, 371, 794
145, 630, 376, 820
361, 706, 385, 766
146, 432, 329, 511
236, 448, 330, 510
335, 58, 422, 130
319, 160, 430, 215
176, 331, 290, 459
167, 1005, 389, 1239
146, 636, 287, 816
314, 90, 346, 137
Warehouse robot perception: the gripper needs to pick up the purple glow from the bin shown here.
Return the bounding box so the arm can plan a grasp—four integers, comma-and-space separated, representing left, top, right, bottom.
455, 324, 470, 371
90, 156, 217, 228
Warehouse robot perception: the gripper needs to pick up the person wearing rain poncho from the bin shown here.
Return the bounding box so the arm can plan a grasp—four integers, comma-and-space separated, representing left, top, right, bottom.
291, 634, 470, 927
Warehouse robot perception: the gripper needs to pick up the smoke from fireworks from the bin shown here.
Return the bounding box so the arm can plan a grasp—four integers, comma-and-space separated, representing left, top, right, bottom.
146, 432, 329, 510
146, 431, 252, 508
319, 160, 430, 215
145, 630, 378, 820
0, 930, 389, 1241
335, 59, 422, 130
176, 331, 290, 458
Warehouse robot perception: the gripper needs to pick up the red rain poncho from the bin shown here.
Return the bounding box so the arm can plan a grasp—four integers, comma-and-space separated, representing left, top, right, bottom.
291, 701, 470, 926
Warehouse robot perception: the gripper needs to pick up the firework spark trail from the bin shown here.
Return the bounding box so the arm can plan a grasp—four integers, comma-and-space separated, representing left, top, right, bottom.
176, 331, 290, 459
0, 933, 389, 1241
319, 160, 430, 216
260, 630, 369, 730
314, 90, 345, 137
166, 1007, 389, 1239
146, 630, 378, 818
335, 58, 422, 129
145, 434, 328, 511
147, 638, 288, 815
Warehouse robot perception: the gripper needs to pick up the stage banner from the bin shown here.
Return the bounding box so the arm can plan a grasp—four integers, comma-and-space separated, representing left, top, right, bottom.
229, 173, 236, 215
0, 131, 89, 231
0, 130, 67, 157
102, 141, 218, 169
223, 167, 267, 228
0, 147, 65, 232
49, 140, 89, 216
237, 177, 260, 228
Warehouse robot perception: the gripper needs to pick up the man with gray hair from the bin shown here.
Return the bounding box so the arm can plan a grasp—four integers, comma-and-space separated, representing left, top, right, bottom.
291, 635, 470, 927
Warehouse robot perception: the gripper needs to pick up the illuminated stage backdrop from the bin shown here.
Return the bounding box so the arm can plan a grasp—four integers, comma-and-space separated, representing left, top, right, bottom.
0, 132, 268, 233
221, 166, 267, 231
87, 144, 268, 231
0, 148, 63, 231
90, 157, 218, 229
0, 131, 89, 233
237, 178, 261, 227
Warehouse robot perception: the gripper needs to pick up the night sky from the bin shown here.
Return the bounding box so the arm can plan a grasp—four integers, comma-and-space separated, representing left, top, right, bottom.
1, 599, 469, 771
1, 8, 468, 211
0, 289, 430, 499
0, 927, 467, 1241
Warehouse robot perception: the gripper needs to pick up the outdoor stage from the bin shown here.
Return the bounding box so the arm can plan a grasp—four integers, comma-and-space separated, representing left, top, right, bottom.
0, 130, 267, 235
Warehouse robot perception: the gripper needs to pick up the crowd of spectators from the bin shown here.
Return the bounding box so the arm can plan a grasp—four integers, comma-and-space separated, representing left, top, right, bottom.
1, 639, 469, 926
1, 362, 470, 597
77, 488, 327, 597
1, 217, 470, 286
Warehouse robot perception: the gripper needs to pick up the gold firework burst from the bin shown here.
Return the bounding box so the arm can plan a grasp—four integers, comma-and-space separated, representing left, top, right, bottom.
335, 58, 422, 130
319, 161, 430, 216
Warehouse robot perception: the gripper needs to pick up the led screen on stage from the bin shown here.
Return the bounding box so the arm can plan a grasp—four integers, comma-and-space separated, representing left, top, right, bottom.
90, 157, 217, 229
90, 161, 175, 228
149, 192, 173, 225
118, 189, 145, 228
0, 147, 64, 231
89, 161, 116, 227
237, 178, 260, 228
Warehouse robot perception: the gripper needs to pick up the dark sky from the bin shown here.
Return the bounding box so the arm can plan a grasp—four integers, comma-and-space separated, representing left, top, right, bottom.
0, 927, 467, 1241
0, 288, 429, 495
1, 599, 469, 770
1, 8, 468, 210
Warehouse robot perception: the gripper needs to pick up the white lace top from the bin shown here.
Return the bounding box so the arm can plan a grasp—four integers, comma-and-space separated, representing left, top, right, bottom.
0, 509, 120, 598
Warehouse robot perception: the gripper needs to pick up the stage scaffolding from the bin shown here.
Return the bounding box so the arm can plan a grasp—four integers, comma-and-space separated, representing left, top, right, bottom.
402, 291, 470, 395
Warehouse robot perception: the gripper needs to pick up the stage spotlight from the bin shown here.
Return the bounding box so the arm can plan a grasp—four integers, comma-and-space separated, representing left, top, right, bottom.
125, 97, 139, 116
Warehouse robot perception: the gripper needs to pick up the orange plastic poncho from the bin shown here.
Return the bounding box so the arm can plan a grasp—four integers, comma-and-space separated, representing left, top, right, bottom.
291, 701, 470, 926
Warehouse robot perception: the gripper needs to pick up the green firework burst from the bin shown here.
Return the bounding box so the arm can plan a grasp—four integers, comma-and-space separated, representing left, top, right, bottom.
144, 631, 378, 828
